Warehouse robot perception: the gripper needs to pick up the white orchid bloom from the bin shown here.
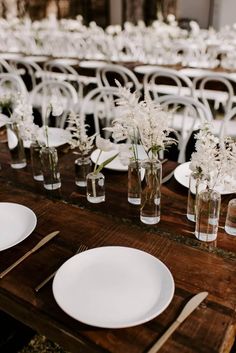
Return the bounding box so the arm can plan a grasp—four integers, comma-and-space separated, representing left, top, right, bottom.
95, 136, 115, 152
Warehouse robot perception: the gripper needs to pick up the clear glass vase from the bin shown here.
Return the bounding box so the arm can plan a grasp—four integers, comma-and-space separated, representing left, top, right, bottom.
140, 159, 162, 225
187, 172, 206, 222
40, 146, 61, 190
75, 156, 92, 187
30, 142, 44, 181
195, 188, 221, 242
7, 122, 26, 169
86, 172, 105, 203
128, 159, 141, 205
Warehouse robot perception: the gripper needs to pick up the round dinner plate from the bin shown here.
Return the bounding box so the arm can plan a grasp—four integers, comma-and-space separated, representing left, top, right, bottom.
23, 127, 71, 148
53, 246, 175, 328
0, 202, 37, 251
174, 162, 236, 195
90, 145, 147, 171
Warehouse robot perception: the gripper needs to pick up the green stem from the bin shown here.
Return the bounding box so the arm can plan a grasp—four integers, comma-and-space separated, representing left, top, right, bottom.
94, 149, 102, 173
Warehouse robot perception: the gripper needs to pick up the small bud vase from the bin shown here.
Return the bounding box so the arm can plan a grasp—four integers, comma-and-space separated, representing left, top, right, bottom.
30, 142, 44, 181
7, 122, 26, 169
187, 172, 206, 222
128, 159, 141, 205
41, 146, 61, 190
86, 171, 105, 203
140, 159, 162, 225
75, 156, 92, 187
195, 188, 221, 242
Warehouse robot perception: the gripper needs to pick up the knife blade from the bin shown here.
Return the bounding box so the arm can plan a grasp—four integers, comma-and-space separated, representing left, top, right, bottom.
147, 291, 208, 353
0, 230, 60, 279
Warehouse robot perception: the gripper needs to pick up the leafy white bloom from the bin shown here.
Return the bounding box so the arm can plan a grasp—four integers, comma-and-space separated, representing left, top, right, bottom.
10, 95, 39, 142
189, 123, 236, 189
106, 82, 177, 161
49, 95, 64, 117
96, 135, 115, 152
66, 111, 95, 156
189, 124, 219, 182
118, 144, 132, 166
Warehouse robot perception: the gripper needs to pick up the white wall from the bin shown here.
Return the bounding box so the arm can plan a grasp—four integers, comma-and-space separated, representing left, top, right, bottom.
177, 0, 211, 28
212, 0, 236, 30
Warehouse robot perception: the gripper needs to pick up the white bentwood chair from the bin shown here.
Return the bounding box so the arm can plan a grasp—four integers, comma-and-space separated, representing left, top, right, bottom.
80, 86, 125, 137
0, 73, 28, 98
29, 80, 78, 128
219, 106, 236, 140
157, 95, 212, 162
96, 63, 142, 94
143, 67, 193, 101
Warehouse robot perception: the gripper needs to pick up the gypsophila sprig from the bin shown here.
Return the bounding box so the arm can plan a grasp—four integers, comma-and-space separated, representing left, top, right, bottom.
66, 111, 95, 156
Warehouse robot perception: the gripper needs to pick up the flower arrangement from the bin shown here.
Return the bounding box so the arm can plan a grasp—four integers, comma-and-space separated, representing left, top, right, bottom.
189, 123, 236, 190
105, 81, 177, 163
66, 111, 95, 156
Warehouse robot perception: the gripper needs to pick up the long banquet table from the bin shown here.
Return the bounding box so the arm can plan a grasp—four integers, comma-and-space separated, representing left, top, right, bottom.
0, 142, 235, 353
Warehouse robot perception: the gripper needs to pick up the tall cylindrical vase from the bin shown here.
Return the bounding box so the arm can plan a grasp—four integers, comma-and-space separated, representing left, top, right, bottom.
75, 156, 92, 187
86, 171, 105, 203
40, 146, 61, 190
128, 159, 141, 205
30, 142, 43, 181
7, 122, 26, 169
195, 188, 221, 242
140, 159, 162, 225
187, 172, 206, 222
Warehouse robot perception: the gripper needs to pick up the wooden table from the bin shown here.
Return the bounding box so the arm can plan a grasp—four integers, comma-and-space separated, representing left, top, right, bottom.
0, 143, 235, 353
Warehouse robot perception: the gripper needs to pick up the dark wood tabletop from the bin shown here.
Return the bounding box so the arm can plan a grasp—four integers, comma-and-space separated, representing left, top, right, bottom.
0, 141, 235, 353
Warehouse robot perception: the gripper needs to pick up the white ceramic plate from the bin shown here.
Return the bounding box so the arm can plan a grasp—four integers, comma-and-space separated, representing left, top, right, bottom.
53, 246, 175, 328
79, 60, 107, 69
0, 202, 37, 251
174, 162, 236, 195
24, 127, 71, 148
90, 145, 147, 171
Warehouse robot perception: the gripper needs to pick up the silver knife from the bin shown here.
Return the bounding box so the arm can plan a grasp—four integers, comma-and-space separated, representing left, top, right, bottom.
0, 231, 60, 279
147, 291, 208, 353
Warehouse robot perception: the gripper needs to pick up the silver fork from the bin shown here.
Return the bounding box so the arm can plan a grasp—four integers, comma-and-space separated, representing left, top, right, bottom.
35, 244, 88, 292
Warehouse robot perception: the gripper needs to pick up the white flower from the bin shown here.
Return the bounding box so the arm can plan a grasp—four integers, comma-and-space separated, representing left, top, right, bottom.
95, 136, 115, 152
118, 144, 132, 166
107, 82, 177, 160
49, 95, 64, 117
66, 111, 95, 155
189, 123, 236, 189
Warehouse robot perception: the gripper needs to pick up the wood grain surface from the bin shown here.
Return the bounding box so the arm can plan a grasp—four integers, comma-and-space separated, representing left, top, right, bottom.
0, 142, 235, 353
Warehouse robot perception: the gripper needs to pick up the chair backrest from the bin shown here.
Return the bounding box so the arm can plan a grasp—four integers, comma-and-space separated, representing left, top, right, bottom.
0, 73, 28, 98
192, 73, 234, 117
219, 106, 236, 140
9, 58, 43, 91
157, 94, 212, 163
43, 59, 83, 98
96, 64, 142, 93
29, 80, 78, 128
80, 86, 125, 137
143, 67, 193, 100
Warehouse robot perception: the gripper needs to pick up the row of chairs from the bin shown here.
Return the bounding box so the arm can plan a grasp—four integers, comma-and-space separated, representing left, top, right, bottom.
0, 61, 235, 162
